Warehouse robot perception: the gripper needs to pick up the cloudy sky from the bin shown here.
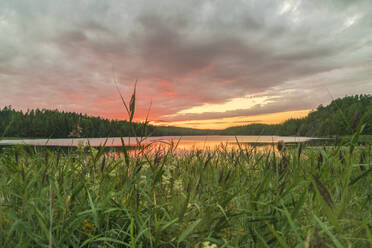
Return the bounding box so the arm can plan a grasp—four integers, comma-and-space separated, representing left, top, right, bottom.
1, 0, 371, 129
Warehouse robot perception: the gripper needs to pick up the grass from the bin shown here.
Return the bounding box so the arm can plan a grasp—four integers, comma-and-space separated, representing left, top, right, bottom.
340, 135, 372, 145
0, 140, 371, 247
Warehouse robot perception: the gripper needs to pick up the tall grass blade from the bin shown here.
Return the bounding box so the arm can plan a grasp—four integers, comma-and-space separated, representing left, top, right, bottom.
178, 219, 201, 243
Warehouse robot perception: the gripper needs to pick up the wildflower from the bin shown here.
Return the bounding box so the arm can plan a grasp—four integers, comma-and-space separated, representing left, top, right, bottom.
220, 228, 229, 239
1, 214, 11, 225
162, 174, 171, 185
140, 175, 147, 185
82, 219, 96, 234
173, 178, 183, 191
122, 196, 130, 205
202, 241, 217, 248
181, 221, 192, 228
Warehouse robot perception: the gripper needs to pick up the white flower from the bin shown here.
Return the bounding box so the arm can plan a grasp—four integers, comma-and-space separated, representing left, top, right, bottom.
173, 178, 183, 191
162, 174, 171, 185
202, 241, 217, 248
140, 175, 147, 185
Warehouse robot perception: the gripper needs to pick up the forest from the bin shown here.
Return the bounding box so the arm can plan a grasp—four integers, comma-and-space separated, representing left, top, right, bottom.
0, 107, 215, 138
1, 94, 371, 138
224, 94, 372, 136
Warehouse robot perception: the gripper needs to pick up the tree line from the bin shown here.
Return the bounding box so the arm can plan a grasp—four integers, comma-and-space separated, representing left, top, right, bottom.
0, 107, 216, 138
1, 94, 371, 138
0, 108, 142, 138
224, 94, 372, 136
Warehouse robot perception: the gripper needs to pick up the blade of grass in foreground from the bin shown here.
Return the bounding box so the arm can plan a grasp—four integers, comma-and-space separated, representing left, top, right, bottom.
178, 219, 202, 243
313, 215, 344, 248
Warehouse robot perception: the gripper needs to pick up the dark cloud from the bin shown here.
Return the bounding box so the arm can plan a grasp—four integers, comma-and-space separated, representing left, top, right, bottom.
0, 0, 371, 123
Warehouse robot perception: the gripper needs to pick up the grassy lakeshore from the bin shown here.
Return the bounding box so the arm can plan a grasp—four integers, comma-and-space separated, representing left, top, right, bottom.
0, 141, 371, 248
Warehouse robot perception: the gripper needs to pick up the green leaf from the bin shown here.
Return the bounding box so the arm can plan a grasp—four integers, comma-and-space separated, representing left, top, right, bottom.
120, 137, 130, 166
363, 222, 372, 246
87, 190, 99, 229
313, 215, 344, 248
160, 218, 179, 232
129, 81, 137, 123
349, 168, 372, 186
178, 219, 202, 243
266, 222, 289, 248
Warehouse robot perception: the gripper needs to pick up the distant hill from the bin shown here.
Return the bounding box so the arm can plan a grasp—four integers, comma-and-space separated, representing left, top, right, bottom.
224, 94, 372, 137
1, 95, 371, 138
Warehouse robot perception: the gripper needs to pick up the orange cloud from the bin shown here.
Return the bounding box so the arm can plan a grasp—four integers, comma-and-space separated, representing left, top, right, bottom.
152, 109, 312, 129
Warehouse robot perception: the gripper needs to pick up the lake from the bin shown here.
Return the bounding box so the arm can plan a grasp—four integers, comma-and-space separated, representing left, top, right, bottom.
0, 135, 323, 152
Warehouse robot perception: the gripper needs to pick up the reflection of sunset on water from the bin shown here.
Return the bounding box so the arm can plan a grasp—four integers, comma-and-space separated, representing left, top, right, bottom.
0, 135, 319, 150
152, 142, 276, 154
148, 140, 274, 154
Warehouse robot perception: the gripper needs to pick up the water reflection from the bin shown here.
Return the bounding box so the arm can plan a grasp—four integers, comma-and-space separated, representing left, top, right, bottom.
0, 136, 321, 156
0, 135, 317, 149
0, 136, 322, 158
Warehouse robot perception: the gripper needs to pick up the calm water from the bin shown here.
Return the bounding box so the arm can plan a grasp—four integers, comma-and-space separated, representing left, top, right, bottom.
0, 135, 321, 151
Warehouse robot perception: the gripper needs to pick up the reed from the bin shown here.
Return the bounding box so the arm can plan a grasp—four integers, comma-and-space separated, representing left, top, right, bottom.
0, 139, 371, 247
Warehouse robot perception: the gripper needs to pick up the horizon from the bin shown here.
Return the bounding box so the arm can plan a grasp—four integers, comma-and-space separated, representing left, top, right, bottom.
1, 1, 372, 129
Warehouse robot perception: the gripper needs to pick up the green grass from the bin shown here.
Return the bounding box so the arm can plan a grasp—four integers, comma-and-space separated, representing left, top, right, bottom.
340, 135, 372, 145
0, 141, 371, 248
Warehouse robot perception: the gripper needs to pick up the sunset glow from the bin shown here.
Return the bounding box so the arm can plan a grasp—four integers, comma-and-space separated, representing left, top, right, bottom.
173, 95, 272, 115
153, 109, 312, 130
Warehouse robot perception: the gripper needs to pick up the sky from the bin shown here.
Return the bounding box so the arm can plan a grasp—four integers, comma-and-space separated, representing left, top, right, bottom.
0, 0, 371, 129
